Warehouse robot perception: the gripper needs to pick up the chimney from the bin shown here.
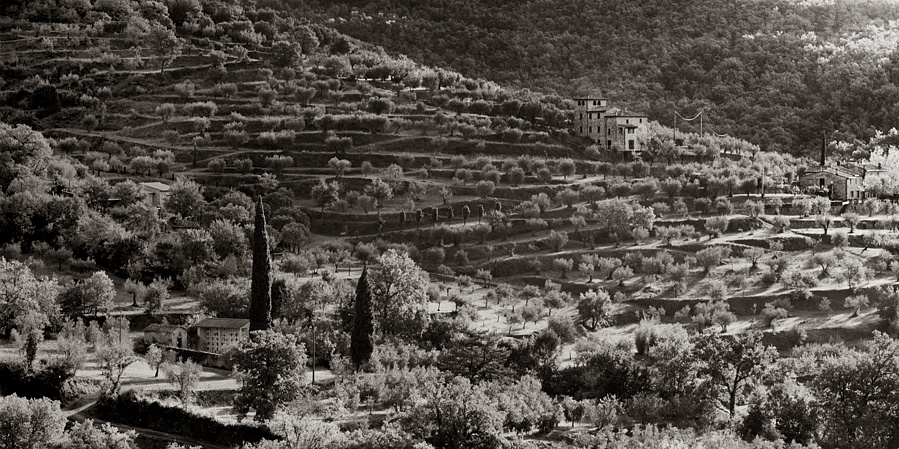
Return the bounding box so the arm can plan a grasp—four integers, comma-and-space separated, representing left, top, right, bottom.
820, 132, 827, 167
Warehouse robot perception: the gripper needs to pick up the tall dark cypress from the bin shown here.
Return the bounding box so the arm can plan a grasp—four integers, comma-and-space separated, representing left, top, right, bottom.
350, 267, 374, 370
250, 198, 272, 331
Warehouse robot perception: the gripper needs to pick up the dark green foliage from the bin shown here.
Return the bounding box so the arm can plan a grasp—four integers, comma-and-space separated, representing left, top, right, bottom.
811, 332, 899, 449
694, 332, 777, 417
229, 331, 307, 421
93, 391, 276, 447
0, 194, 83, 255
544, 346, 651, 400
350, 267, 374, 370
508, 329, 561, 380
270, 278, 286, 319
319, 0, 899, 155
249, 199, 272, 331
419, 317, 468, 351
0, 361, 74, 402
437, 333, 514, 383
29, 84, 60, 114
741, 384, 818, 445
401, 377, 505, 449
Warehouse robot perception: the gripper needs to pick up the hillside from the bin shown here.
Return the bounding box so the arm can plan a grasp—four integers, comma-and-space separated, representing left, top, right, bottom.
310, 0, 899, 156
2, 1, 899, 449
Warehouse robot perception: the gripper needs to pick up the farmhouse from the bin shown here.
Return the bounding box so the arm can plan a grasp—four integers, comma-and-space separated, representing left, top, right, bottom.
195, 318, 250, 354
574, 98, 648, 153
574, 97, 609, 141
799, 163, 866, 201
604, 111, 649, 153
142, 324, 187, 348
139, 181, 171, 207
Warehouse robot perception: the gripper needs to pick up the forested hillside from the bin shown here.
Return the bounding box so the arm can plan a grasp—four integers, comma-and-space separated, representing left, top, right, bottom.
311, 0, 899, 156
5, 0, 899, 448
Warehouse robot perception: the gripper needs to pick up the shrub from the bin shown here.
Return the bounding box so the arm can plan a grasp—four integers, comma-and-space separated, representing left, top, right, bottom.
694, 197, 712, 214
421, 247, 446, 266
633, 319, 657, 355
0, 362, 75, 402
475, 180, 495, 198
186, 101, 217, 117
502, 128, 523, 143
94, 391, 276, 447
547, 315, 578, 343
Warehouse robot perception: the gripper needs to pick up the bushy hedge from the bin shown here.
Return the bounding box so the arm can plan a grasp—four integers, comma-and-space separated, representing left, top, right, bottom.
0, 361, 74, 402
94, 391, 278, 447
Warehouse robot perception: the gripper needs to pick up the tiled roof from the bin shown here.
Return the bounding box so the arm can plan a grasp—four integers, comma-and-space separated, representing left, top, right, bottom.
195, 318, 250, 329
139, 182, 171, 192
803, 164, 864, 178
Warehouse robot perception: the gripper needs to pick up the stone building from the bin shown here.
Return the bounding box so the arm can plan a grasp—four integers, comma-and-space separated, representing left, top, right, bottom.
574, 98, 648, 154
195, 318, 250, 354
139, 181, 171, 207
574, 97, 609, 141
799, 164, 865, 201
142, 324, 187, 348
604, 112, 649, 154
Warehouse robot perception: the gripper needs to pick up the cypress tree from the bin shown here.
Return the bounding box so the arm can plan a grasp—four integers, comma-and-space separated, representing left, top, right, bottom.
250, 198, 272, 331
270, 278, 286, 320
350, 266, 374, 370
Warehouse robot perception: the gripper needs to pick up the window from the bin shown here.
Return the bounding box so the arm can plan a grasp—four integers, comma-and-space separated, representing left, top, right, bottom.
639, 119, 643, 123
588, 126, 592, 133
627, 128, 634, 134
626, 119, 630, 124
607, 140, 612, 148
580, 113, 583, 119
628, 140, 635, 150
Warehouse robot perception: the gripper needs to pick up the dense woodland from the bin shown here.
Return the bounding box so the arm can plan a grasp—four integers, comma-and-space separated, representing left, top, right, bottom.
2, 0, 899, 449
312, 0, 899, 156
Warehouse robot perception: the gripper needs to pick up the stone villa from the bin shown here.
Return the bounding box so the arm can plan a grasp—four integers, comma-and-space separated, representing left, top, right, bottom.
574, 97, 649, 153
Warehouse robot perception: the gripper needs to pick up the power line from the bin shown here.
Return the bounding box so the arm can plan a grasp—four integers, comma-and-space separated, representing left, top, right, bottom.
675, 110, 703, 122
673, 109, 704, 141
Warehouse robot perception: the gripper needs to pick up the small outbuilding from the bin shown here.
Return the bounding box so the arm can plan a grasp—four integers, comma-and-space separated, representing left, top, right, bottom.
142, 324, 187, 348
139, 181, 171, 207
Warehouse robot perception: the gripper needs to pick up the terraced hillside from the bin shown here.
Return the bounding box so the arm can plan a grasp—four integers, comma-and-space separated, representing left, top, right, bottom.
2, 2, 899, 448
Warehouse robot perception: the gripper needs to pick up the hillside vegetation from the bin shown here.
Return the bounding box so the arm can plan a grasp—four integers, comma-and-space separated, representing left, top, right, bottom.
2, 1, 899, 449
312, 0, 899, 156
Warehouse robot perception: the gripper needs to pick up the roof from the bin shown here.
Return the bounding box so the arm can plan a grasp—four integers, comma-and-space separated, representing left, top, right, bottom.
139, 182, 171, 192
860, 163, 886, 172
608, 114, 648, 120
574, 97, 608, 101
802, 164, 864, 179
143, 323, 186, 333
195, 318, 250, 329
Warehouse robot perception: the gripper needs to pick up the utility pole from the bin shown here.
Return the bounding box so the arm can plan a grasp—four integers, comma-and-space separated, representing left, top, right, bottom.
311, 298, 316, 384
